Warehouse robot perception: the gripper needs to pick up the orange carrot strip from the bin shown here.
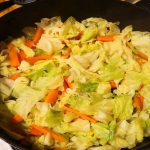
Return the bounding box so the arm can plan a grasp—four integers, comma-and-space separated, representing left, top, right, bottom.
50, 131, 65, 142
109, 80, 117, 90
26, 55, 52, 65
9, 73, 21, 80
31, 124, 65, 142
30, 126, 43, 136
8, 44, 20, 67
62, 48, 72, 59
31, 124, 47, 134
64, 105, 97, 123
25, 40, 35, 48
97, 35, 114, 42
64, 76, 73, 88
32, 27, 44, 44
18, 50, 27, 61
135, 50, 148, 61
25, 27, 44, 48
135, 57, 145, 65
133, 94, 144, 111
44, 89, 59, 105
12, 114, 23, 124
63, 81, 68, 92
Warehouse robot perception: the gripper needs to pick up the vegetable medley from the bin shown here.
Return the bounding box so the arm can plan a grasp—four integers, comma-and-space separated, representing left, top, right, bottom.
0, 17, 150, 150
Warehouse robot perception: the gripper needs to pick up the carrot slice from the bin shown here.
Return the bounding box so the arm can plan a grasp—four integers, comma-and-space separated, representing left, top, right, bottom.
12, 114, 23, 124
135, 57, 145, 65
135, 50, 148, 61
64, 105, 97, 123
63, 81, 68, 92
31, 124, 47, 134
18, 50, 27, 61
25, 40, 35, 48
31, 124, 65, 142
44, 89, 59, 105
64, 76, 73, 88
26, 55, 52, 65
50, 130, 65, 142
9, 73, 21, 80
133, 94, 144, 111
8, 44, 20, 67
109, 80, 117, 90
33, 27, 44, 44
97, 35, 114, 42
25, 27, 44, 48
30, 126, 43, 136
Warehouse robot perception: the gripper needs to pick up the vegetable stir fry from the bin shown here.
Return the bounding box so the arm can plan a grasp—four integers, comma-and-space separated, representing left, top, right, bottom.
0, 17, 150, 150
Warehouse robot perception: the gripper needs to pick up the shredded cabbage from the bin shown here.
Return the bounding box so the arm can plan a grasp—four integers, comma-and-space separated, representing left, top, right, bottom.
0, 16, 150, 150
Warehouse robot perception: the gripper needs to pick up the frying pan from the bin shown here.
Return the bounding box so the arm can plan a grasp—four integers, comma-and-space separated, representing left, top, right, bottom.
0, 0, 150, 149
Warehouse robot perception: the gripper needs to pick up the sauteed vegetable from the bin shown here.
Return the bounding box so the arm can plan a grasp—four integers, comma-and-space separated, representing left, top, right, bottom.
0, 17, 150, 150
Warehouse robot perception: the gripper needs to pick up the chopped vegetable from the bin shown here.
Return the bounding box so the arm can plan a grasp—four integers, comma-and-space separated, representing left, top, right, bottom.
81, 26, 98, 42
133, 94, 144, 111
18, 50, 27, 61
9, 73, 21, 80
31, 124, 65, 142
0, 16, 150, 150
44, 89, 59, 105
134, 50, 148, 61
33, 27, 44, 44
64, 76, 73, 88
113, 95, 133, 120
64, 105, 97, 123
30, 125, 44, 136
26, 27, 44, 48
25, 40, 35, 48
68, 31, 83, 40
97, 35, 114, 42
26, 54, 52, 65
79, 82, 98, 92
109, 80, 117, 90
12, 114, 23, 123
12, 38, 35, 57
135, 57, 145, 65
8, 44, 20, 67
63, 80, 68, 92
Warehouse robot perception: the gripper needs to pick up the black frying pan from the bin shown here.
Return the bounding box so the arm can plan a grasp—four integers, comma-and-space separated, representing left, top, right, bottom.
0, 0, 150, 149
